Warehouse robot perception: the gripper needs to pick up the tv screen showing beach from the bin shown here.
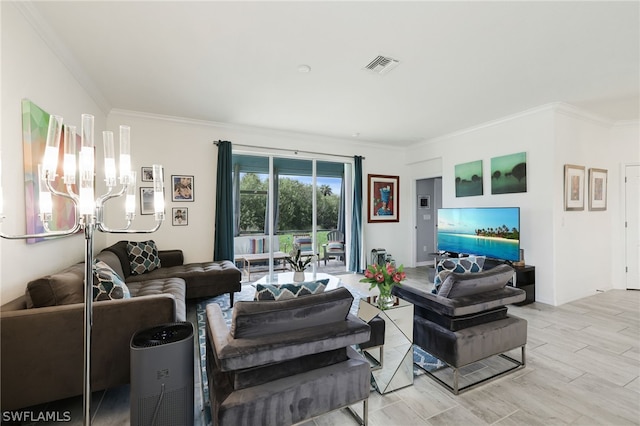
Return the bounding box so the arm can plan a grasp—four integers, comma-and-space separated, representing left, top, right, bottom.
437, 207, 520, 262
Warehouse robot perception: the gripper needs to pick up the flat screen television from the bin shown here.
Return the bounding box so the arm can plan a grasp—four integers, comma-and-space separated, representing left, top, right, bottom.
437, 207, 520, 262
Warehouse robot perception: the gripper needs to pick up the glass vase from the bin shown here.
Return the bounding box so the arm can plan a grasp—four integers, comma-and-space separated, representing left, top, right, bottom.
377, 293, 394, 310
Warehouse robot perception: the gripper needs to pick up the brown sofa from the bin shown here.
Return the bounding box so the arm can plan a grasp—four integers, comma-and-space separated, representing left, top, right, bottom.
0, 240, 241, 411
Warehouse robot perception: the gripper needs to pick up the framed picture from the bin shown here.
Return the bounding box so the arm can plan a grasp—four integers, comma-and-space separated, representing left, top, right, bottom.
140, 187, 155, 215
418, 195, 430, 209
455, 160, 483, 197
368, 174, 399, 223
491, 152, 527, 194
141, 167, 154, 182
588, 168, 608, 211
172, 207, 188, 226
564, 164, 585, 211
172, 175, 194, 202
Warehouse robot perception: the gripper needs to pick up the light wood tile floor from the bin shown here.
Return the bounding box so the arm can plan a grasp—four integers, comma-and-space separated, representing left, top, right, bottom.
14, 268, 640, 426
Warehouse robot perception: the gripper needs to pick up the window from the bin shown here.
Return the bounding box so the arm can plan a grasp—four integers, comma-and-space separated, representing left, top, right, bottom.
232, 153, 349, 274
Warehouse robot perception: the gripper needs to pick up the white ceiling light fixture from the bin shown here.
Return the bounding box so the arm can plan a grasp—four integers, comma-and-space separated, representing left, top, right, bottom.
298, 64, 311, 73
364, 55, 400, 75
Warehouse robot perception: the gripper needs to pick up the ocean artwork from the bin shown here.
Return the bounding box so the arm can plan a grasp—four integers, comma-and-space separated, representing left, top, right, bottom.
491, 152, 527, 194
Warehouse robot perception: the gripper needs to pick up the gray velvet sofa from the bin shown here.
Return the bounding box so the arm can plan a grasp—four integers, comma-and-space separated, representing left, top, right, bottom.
101, 240, 241, 303
206, 287, 371, 426
393, 264, 528, 394
0, 240, 241, 411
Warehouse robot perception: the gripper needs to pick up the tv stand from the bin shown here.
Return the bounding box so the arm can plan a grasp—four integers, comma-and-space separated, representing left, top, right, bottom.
484, 259, 535, 305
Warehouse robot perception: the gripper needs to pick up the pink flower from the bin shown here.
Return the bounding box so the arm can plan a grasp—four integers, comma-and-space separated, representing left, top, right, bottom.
364, 269, 374, 279
386, 263, 395, 274
375, 273, 385, 283
392, 272, 403, 283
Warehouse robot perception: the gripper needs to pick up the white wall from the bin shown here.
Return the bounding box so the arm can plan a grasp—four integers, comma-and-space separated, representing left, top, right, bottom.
405, 106, 557, 303
553, 108, 615, 303
0, 3, 107, 303
104, 111, 405, 267
404, 104, 639, 305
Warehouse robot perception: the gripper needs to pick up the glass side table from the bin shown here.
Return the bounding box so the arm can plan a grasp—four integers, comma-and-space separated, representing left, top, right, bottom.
357, 296, 414, 394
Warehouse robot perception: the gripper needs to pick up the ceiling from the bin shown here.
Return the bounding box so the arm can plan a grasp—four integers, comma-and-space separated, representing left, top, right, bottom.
22, 1, 640, 145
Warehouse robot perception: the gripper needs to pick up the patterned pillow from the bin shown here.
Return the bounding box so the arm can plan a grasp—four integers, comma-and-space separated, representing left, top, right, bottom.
254, 279, 329, 301
127, 240, 161, 275
250, 237, 265, 254
294, 237, 313, 252
433, 255, 486, 294
93, 260, 131, 301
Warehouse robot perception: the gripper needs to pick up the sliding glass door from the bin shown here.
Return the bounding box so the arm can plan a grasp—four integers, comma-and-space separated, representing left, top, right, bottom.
232, 152, 348, 280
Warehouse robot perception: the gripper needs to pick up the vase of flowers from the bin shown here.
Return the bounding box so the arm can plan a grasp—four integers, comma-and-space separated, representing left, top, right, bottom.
360, 262, 406, 310
286, 247, 312, 282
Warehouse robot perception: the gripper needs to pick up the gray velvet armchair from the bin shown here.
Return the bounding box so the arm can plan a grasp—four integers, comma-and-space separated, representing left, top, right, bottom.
205, 287, 371, 425
393, 264, 528, 394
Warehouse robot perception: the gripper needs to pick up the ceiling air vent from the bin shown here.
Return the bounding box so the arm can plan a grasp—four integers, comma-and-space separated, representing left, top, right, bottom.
364, 55, 400, 75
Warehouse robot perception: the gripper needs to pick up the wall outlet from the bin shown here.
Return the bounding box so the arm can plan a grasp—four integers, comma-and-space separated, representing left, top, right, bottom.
423, 246, 427, 252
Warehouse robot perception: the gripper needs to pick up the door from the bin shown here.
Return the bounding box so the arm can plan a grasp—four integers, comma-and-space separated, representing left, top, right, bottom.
626, 164, 640, 289
415, 177, 442, 266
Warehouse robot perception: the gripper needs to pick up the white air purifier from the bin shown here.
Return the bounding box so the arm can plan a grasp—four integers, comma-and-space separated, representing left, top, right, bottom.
130, 322, 194, 426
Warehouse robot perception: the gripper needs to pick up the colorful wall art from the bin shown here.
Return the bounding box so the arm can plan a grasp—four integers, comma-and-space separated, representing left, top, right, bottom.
22, 99, 78, 243
368, 174, 399, 222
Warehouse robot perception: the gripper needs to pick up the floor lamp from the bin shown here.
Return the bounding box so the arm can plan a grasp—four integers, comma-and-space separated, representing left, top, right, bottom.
0, 113, 165, 425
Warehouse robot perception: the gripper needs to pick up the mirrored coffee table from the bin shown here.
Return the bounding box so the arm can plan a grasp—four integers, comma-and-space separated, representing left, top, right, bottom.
358, 296, 414, 394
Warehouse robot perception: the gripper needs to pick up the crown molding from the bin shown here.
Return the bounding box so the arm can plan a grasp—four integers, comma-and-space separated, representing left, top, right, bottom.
408, 101, 630, 149
14, 0, 112, 114
611, 119, 640, 128
553, 102, 617, 128
409, 103, 558, 147
109, 108, 381, 152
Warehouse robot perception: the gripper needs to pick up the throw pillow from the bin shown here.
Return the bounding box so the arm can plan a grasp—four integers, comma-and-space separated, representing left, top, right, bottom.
327, 241, 344, 251
254, 279, 329, 301
93, 260, 131, 301
294, 236, 313, 252
25, 263, 85, 308
250, 237, 265, 254
433, 255, 486, 294
437, 264, 515, 298
127, 240, 161, 275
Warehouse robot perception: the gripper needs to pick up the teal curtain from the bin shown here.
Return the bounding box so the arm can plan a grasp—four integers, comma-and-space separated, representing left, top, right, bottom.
214, 141, 234, 261
349, 156, 363, 272
337, 175, 345, 235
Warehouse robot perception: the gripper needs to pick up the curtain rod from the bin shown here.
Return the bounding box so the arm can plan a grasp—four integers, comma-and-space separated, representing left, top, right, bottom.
213, 140, 364, 160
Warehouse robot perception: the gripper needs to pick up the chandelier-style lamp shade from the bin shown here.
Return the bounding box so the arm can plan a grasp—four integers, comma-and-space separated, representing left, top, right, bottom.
79, 114, 95, 215
153, 164, 164, 219
102, 131, 117, 188
37, 164, 53, 221
63, 125, 77, 185
42, 115, 63, 180
119, 126, 131, 185
125, 171, 137, 219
